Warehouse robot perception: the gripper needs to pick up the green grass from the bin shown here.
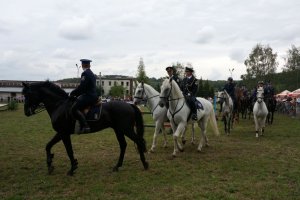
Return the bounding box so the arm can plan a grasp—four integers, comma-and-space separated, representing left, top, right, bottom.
0, 104, 300, 200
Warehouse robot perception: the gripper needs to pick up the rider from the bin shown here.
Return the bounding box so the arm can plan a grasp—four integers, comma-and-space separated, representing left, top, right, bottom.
70, 59, 98, 134
251, 81, 264, 102
264, 80, 275, 99
181, 67, 198, 121
166, 66, 181, 87
223, 77, 236, 111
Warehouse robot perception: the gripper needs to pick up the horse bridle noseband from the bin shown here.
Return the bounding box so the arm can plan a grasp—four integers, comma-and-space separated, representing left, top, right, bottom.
134, 84, 160, 113
25, 88, 46, 115
159, 81, 185, 120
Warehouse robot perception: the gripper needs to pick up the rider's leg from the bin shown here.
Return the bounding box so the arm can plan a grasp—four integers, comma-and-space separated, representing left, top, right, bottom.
71, 98, 90, 133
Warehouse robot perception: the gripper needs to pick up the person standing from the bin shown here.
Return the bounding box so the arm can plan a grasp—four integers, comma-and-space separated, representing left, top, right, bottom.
181, 67, 198, 120
70, 59, 98, 133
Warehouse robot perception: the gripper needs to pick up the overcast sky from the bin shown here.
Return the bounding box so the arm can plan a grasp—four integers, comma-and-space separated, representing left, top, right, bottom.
1, 0, 300, 81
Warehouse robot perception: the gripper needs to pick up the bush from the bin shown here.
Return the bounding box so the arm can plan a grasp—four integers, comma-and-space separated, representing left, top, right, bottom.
8, 100, 18, 111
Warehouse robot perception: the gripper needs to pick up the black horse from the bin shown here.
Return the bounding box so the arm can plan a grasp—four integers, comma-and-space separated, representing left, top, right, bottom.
22, 81, 148, 175
265, 97, 276, 124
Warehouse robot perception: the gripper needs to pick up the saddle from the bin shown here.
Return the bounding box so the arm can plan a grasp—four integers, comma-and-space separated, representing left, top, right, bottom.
82, 99, 103, 121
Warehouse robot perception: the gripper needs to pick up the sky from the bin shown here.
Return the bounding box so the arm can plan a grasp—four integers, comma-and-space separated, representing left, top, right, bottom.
1, 0, 300, 81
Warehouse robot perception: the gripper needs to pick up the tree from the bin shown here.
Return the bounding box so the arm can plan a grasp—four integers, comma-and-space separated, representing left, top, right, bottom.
283, 45, 300, 72
109, 85, 125, 98
244, 44, 278, 79
171, 62, 185, 78
136, 57, 149, 83
196, 77, 204, 96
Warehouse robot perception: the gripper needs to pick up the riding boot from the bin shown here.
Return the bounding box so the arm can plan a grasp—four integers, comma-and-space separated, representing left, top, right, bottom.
192, 104, 197, 121
74, 110, 90, 134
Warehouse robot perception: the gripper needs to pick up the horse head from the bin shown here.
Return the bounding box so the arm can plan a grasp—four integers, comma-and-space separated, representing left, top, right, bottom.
158, 79, 171, 107
133, 82, 146, 105
256, 87, 264, 103
22, 82, 44, 116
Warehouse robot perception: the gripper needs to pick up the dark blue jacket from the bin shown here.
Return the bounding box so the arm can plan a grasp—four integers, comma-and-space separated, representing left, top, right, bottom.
70, 68, 97, 97
170, 74, 181, 87
181, 76, 198, 96
223, 82, 236, 99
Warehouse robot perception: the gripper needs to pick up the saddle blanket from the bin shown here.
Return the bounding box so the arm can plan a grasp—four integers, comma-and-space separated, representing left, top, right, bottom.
196, 100, 204, 110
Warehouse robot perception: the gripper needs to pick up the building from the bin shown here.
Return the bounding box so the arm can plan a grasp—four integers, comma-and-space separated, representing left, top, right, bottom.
97, 74, 136, 98
0, 74, 136, 102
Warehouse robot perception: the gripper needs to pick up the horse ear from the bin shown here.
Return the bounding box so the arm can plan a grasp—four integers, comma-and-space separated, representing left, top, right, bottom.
22, 82, 28, 87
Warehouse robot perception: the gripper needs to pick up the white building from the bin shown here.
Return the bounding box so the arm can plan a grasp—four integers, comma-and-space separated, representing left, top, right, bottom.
96, 74, 136, 99
0, 74, 137, 102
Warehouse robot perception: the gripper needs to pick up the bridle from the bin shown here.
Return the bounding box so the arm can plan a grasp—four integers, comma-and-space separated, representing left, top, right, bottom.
159, 80, 185, 120
24, 87, 46, 115
134, 84, 159, 113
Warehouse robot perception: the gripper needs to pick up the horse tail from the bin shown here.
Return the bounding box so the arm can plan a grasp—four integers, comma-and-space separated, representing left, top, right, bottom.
130, 104, 147, 152
209, 105, 220, 136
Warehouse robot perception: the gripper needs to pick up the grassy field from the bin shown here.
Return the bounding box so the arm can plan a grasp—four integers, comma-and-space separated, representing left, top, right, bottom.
0, 104, 300, 200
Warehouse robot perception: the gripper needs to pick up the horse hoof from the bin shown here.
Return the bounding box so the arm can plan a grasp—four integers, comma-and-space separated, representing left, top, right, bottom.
143, 162, 149, 170
113, 167, 119, 172
48, 166, 54, 175
67, 170, 74, 176
149, 149, 155, 153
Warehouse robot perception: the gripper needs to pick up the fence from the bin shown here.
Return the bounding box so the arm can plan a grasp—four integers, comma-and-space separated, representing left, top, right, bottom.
141, 111, 171, 128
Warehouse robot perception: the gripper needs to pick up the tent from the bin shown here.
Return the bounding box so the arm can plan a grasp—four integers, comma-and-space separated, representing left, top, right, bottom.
288, 88, 300, 98
276, 90, 290, 98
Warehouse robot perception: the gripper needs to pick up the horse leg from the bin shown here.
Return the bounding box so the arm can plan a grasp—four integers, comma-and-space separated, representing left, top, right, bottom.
181, 126, 187, 145
45, 133, 62, 175
191, 123, 196, 145
197, 119, 209, 152
61, 134, 78, 176
124, 129, 149, 170
113, 131, 127, 172
223, 116, 227, 135
172, 123, 185, 157
150, 121, 162, 153
254, 115, 259, 138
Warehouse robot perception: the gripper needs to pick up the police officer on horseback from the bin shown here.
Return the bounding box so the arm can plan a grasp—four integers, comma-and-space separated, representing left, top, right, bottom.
166, 66, 181, 87
181, 67, 198, 120
251, 81, 264, 100
264, 80, 275, 99
223, 77, 236, 110
70, 59, 98, 134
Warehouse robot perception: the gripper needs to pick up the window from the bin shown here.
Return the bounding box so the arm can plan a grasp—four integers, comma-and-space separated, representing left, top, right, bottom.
109, 81, 111, 86
102, 81, 104, 86
121, 81, 124, 86
126, 82, 129, 86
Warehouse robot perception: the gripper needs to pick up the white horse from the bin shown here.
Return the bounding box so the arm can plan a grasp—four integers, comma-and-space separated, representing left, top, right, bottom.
158, 79, 220, 157
133, 82, 168, 152
217, 90, 233, 135
133, 82, 196, 153
253, 87, 268, 138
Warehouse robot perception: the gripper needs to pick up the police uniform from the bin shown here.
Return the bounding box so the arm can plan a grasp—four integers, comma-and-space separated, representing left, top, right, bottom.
166, 66, 181, 87
71, 59, 98, 133
181, 67, 198, 120
264, 81, 275, 99
223, 77, 236, 110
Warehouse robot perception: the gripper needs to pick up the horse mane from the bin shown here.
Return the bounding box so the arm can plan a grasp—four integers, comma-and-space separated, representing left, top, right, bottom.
161, 79, 183, 98
30, 81, 68, 98
143, 83, 159, 95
